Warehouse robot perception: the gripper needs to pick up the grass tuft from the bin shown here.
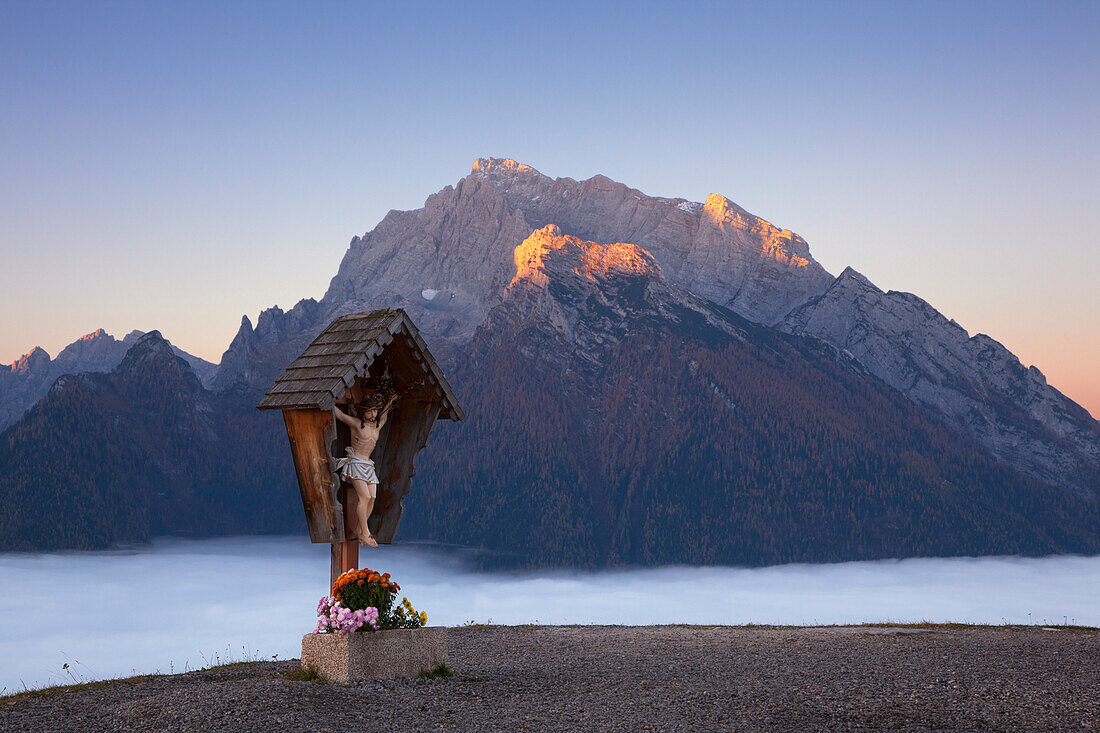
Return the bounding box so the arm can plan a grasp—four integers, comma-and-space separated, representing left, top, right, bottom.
284, 665, 326, 684
419, 663, 454, 679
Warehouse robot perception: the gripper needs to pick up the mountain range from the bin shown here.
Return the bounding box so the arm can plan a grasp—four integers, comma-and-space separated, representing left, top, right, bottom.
2, 158, 1098, 565
0, 328, 216, 430
0, 332, 296, 551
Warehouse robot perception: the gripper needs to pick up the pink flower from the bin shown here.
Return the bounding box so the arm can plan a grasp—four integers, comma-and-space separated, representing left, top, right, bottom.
313, 598, 382, 634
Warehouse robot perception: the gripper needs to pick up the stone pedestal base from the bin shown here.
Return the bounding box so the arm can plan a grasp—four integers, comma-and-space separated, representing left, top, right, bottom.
300, 627, 448, 682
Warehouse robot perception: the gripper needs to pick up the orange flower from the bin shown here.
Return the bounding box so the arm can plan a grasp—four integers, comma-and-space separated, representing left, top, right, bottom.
330, 566, 403, 599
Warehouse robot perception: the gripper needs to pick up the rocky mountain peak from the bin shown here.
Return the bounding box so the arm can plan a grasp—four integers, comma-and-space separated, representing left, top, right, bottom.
122, 329, 171, 354
835, 266, 879, 290
485, 223, 748, 379
702, 192, 745, 219
232, 315, 254, 341
482, 226, 684, 377
54, 328, 123, 370
116, 331, 184, 374
212, 159, 1099, 495
1, 327, 215, 431
510, 225, 660, 289
79, 328, 108, 342
11, 347, 50, 374
307, 159, 835, 356
782, 266, 1100, 495
470, 157, 546, 181
701, 193, 813, 266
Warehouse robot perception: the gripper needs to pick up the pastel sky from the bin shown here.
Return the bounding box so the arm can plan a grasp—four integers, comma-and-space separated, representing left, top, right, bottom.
2, 1, 1097, 416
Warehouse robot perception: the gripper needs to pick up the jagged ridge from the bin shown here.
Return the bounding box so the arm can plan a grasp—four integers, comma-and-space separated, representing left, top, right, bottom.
212, 158, 1099, 496
0, 333, 299, 551
1, 329, 216, 431
782, 267, 1100, 495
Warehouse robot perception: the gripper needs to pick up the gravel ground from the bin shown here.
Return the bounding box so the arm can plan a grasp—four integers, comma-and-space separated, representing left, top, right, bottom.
2, 625, 1098, 732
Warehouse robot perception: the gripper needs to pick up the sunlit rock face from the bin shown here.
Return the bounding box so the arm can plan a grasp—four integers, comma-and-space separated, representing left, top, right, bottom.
53, 329, 127, 374
9, 346, 50, 375
782, 268, 1100, 496
510, 224, 661, 288
469, 158, 833, 324
218, 157, 833, 391
490, 225, 735, 375
318, 157, 832, 346
212, 157, 1099, 498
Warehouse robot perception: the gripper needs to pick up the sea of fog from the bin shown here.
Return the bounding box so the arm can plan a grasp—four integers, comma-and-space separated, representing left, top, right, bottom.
1, 536, 1098, 692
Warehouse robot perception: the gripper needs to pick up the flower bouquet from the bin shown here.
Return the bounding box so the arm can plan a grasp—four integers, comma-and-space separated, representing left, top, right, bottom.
313, 567, 427, 634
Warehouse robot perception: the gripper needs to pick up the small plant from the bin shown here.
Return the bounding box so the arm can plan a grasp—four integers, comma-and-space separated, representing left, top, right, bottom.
198, 644, 266, 668
285, 665, 326, 683
390, 597, 428, 629
461, 618, 495, 628
314, 595, 379, 635
419, 663, 453, 679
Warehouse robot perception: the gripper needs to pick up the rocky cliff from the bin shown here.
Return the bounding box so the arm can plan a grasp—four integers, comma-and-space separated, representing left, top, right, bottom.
214, 158, 834, 390
398, 227, 1100, 566
215, 158, 1099, 497
782, 268, 1100, 495
323, 157, 833, 340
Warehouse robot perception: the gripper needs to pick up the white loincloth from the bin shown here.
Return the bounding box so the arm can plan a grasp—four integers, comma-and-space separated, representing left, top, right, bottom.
336, 447, 378, 483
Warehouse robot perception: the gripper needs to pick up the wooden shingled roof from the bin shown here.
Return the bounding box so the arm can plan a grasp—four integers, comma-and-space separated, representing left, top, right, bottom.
256, 308, 463, 420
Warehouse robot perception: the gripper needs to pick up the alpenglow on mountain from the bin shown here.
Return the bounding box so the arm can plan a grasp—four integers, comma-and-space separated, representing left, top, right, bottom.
2, 158, 1098, 565
218, 157, 1100, 498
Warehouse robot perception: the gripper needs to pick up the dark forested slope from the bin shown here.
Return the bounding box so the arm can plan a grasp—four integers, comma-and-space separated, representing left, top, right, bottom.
399, 230, 1100, 567
0, 332, 298, 551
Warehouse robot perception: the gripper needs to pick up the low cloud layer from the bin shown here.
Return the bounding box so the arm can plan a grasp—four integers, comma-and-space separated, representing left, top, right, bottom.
2, 537, 1097, 691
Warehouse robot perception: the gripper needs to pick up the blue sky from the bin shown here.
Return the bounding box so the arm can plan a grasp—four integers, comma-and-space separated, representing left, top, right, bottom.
2, 1, 1098, 413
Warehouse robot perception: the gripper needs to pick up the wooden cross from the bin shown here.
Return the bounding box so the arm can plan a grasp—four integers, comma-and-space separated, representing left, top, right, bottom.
256, 309, 464, 592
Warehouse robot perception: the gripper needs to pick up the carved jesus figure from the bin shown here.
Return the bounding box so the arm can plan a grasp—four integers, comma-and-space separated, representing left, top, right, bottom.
333, 393, 397, 548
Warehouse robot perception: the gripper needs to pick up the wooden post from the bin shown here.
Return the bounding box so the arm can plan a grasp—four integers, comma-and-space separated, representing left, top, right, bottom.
329, 484, 359, 586
330, 540, 358, 587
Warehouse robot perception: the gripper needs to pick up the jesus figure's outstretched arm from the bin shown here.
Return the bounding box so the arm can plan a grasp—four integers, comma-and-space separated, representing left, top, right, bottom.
333, 404, 358, 428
